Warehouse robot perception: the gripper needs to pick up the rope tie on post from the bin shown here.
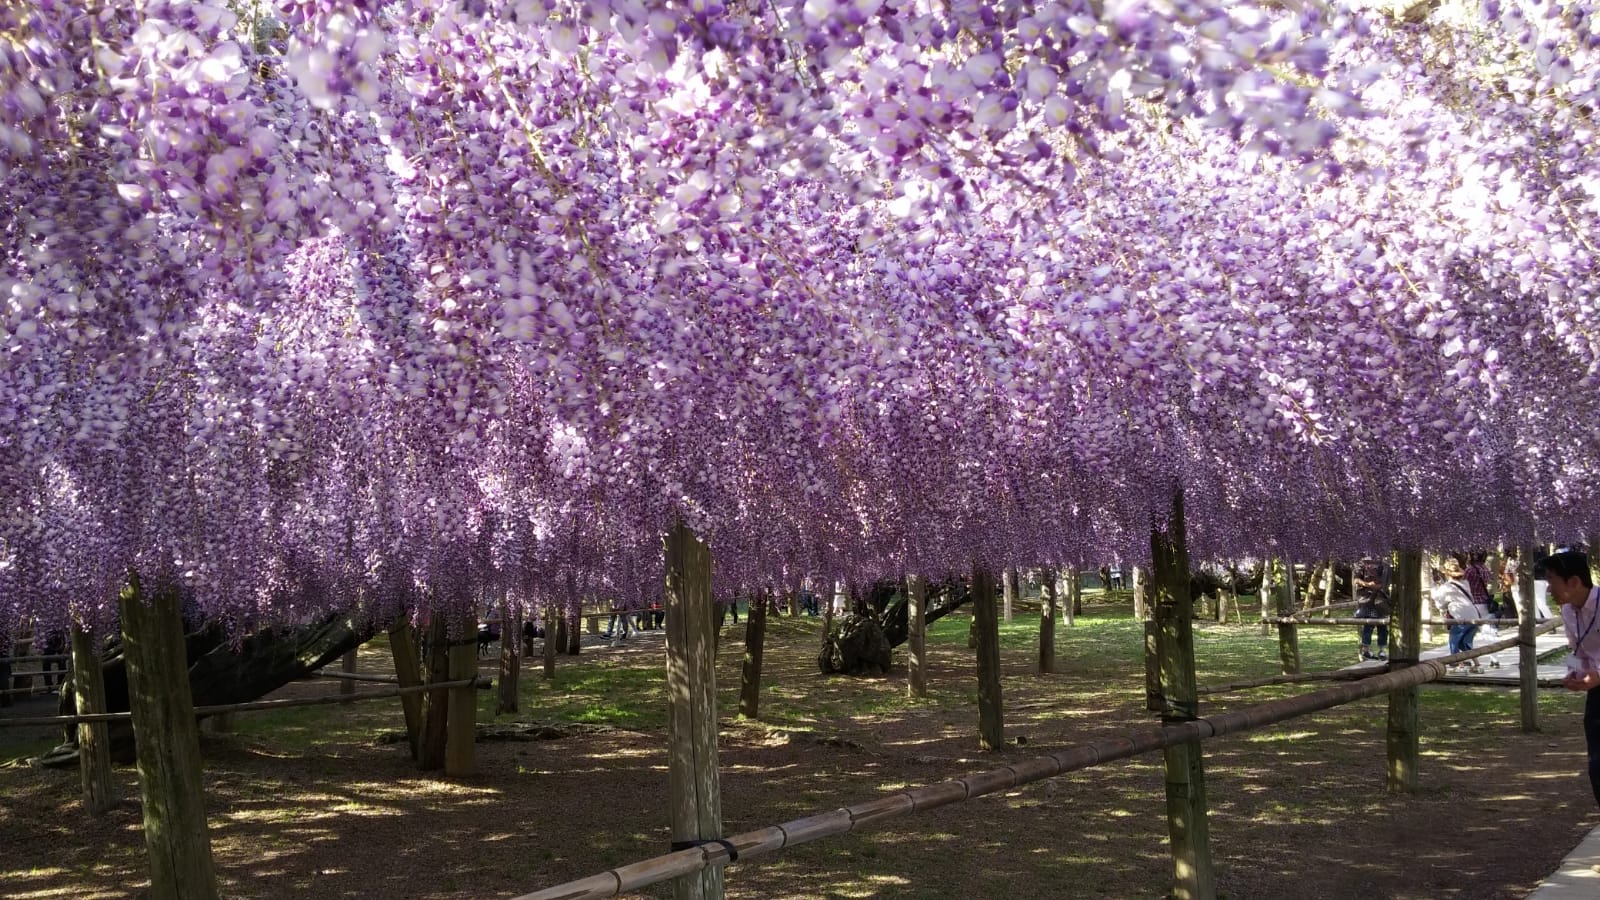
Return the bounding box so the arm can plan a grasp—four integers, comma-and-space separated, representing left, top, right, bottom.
1161, 697, 1199, 724
670, 838, 739, 863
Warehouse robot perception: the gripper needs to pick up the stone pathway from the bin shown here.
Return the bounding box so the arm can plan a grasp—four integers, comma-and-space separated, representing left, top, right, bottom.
1530, 825, 1600, 898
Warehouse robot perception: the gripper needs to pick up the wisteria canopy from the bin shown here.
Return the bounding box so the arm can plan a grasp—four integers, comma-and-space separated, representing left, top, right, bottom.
0, 0, 1596, 636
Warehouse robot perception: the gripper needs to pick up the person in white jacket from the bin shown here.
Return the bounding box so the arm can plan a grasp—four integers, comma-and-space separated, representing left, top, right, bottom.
1432, 557, 1482, 672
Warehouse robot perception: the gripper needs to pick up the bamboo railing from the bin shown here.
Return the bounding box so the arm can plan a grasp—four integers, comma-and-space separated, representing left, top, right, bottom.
1258, 616, 1540, 627
515, 630, 1551, 900
0, 677, 479, 729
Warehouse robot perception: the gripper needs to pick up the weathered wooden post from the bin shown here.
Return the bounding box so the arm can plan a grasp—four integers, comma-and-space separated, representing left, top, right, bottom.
906, 574, 927, 698
339, 647, 358, 696
445, 607, 478, 777
119, 572, 219, 900
738, 588, 769, 719
664, 522, 723, 900
1151, 490, 1215, 900
542, 603, 558, 679
388, 619, 425, 759
971, 563, 1005, 751
1272, 560, 1301, 674
1517, 545, 1540, 732
1003, 567, 1018, 623
1133, 565, 1147, 619
498, 601, 521, 715
1063, 568, 1079, 626
418, 616, 450, 771
70, 624, 115, 816
1038, 568, 1057, 674
1144, 617, 1165, 712
1387, 549, 1423, 792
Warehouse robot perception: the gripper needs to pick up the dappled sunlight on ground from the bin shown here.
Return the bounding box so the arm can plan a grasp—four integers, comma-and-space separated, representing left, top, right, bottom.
2, 599, 1597, 898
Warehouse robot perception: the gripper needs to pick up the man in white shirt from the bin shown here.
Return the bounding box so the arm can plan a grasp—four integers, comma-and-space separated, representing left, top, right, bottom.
1542, 550, 1600, 806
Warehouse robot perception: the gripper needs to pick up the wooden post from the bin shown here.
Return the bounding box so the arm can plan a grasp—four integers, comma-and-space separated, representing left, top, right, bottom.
664, 522, 723, 900
1038, 568, 1057, 674
1002, 567, 1017, 623
906, 574, 927, 699
339, 647, 358, 696
542, 603, 558, 679
1273, 560, 1301, 674
1419, 554, 1435, 645
445, 608, 477, 777
418, 616, 450, 771
1132, 566, 1147, 619
565, 610, 581, 655
388, 620, 425, 759
738, 588, 769, 719
1063, 569, 1078, 626
498, 604, 521, 715
1387, 549, 1423, 792
70, 624, 115, 816
1517, 546, 1540, 733
972, 563, 1005, 751
1151, 490, 1215, 900
1144, 618, 1164, 712
119, 573, 219, 900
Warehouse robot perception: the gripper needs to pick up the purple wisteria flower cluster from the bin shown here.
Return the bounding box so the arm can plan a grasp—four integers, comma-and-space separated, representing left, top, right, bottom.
0, 1, 1595, 637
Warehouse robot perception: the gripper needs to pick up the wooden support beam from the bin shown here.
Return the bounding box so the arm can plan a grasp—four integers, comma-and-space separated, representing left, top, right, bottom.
971, 564, 1005, 752
543, 604, 558, 679
906, 574, 927, 699
387, 620, 425, 760
738, 589, 769, 719
663, 522, 723, 900
119, 572, 219, 900
339, 647, 358, 696
1517, 546, 1540, 732
446, 608, 478, 777
1387, 549, 1423, 793
70, 624, 115, 816
1272, 560, 1300, 674
1002, 567, 1017, 623
1151, 489, 1215, 900
1038, 568, 1057, 675
498, 601, 521, 716
418, 616, 450, 771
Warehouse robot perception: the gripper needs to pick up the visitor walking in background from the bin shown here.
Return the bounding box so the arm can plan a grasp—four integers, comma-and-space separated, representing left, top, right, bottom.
1539, 549, 1600, 806
1465, 551, 1501, 660
1353, 558, 1391, 662
1433, 557, 1482, 672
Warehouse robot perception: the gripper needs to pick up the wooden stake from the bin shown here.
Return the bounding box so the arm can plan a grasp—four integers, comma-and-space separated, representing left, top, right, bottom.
1038, 568, 1056, 674
418, 616, 450, 771
1272, 560, 1300, 674
542, 604, 558, 679
1069, 568, 1083, 620
338, 647, 358, 697
70, 624, 115, 816
664, 523, 723, 900
388, 620, 425, 759
1144, 619, 1164, 712
1517, 546, 1540, 732
738, 588, 768, 719
498, 602, 521, 716
906, 574, 927, 699
1151, 490, 1215, 900
971, 564, 1005, 752
1002, 567, 1017, 623
1386, 549, 1422, 793
1132, 565, 1147, 619
446, 608, 477, 777
119, 572, 219, 900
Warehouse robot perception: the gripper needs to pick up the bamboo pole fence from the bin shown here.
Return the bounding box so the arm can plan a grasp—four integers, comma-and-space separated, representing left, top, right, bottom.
0, 677, 479, 729
514, 632, 1547, 900
1257, 616, 1539, 627
310, 670, 401, 684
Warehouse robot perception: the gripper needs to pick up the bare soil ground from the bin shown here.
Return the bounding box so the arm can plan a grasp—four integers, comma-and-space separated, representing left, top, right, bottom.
2, 610, 1597, 900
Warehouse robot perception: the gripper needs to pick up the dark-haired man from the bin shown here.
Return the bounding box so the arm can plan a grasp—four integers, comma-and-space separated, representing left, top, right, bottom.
1540, 550, 1600, 805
